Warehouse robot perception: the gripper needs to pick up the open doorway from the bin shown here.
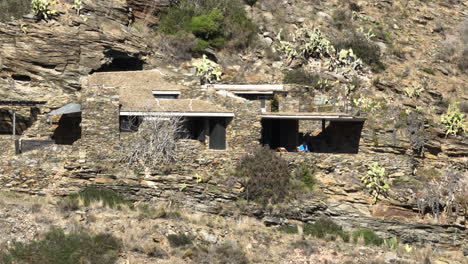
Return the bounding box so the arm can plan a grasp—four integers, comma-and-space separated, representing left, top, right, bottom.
52, 113, 82, 145
261, 117, 365, 154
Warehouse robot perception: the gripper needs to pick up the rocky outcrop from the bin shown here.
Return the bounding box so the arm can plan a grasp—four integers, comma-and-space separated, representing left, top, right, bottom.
0, 1, 151, 107
127, 0, 170, 26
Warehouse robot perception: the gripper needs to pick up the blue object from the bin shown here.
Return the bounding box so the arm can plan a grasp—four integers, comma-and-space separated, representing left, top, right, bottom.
298, 144, 309, 152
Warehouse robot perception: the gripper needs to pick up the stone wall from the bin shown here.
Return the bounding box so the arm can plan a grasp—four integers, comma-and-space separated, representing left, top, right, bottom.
0, 135, 16, 156
80, 83, 120, 164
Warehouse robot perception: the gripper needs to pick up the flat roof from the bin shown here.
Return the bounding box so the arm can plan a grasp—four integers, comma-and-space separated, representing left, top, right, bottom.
0, 100, 47, 106
202, 84, 285, 92
88, 70, 184, 92
261, 112, 366, 121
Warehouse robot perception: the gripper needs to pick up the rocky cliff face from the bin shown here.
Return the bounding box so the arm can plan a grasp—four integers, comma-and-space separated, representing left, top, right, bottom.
0, 0, 151, 107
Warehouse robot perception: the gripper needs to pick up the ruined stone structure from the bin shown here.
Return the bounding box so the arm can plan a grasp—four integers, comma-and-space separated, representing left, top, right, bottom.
0, 69, 466, 253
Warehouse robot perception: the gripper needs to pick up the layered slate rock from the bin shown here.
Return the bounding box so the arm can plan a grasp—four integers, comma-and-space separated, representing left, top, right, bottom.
0, 0, 150, 107
127, 0, 170, 26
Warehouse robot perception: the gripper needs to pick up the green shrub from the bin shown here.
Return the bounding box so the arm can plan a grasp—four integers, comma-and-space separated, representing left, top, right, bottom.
278, 224, 299, 234
0, 228, 121, 264
188, 8, 225, 52
167, 233, 192, 248
352, 229, 383, 246
303, 217, 350, 242
69, 186, 130, 209
361, 162, 390, 204
283, 69, 321, 86
292, 163, 318, 190
235, 146, 290, 205
158, 5, 193, 35
0, 0, 31, 22
441, 101, 466, 137
31, 0, 56, 20
188, 8, 223, 38
334, 33, 384, 72
158, 0, 256, 53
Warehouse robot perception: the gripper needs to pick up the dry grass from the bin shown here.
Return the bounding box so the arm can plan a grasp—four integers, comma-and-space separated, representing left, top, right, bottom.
0, 192, 466, 264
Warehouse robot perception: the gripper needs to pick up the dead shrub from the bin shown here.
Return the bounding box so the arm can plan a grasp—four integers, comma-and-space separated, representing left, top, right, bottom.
416, 167, 468, 222
234, 146, 290, 205
193, 241, 249, 264
157, 33, 196, 61
58, 197, 80, 212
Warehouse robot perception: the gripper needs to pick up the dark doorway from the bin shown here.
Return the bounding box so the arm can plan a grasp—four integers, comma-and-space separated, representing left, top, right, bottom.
261, 119, 299, 151
209, 118, 226, 150
0, 110, 30, 135
306, 121, 364, 154
52, 113, 82, 145
261, 119, 365, 153
183, 118, 206, 142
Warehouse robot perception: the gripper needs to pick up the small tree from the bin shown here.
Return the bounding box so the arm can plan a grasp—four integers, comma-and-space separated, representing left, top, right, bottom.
120, 114, 186, 170
235, 146, 290, 205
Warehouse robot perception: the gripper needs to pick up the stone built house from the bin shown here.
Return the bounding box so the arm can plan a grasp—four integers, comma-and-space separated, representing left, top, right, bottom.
1, 70, 365, 160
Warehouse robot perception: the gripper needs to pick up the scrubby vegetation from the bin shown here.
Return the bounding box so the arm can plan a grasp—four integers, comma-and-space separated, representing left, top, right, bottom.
193, 241, 250, 264
195, 54, 223, 84
292, 163, 318, 191
0, 228, 121, 264
361, 162, 389, 204
333, 32, 384, 72
283, 68, 321, 86
416, 168, 468, 222
0, 0, 31, 22
304, 218, 350, 242
59, 186, 130, 211
31, 0, 56, 20
158, 0, 256, 54
441, 102, 466, 137
235, 147, 290, 205
352, 229, 384, 246
167, 233, 193, 248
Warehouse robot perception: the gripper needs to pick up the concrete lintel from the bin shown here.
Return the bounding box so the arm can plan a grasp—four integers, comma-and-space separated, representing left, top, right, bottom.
202, 84, 284, 91
120, 111, 235, 118
261, 114, 365, 122
152, 91, 181, 95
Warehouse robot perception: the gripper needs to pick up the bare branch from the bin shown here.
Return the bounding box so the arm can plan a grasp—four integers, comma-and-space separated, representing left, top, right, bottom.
120, 112, 187, 170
